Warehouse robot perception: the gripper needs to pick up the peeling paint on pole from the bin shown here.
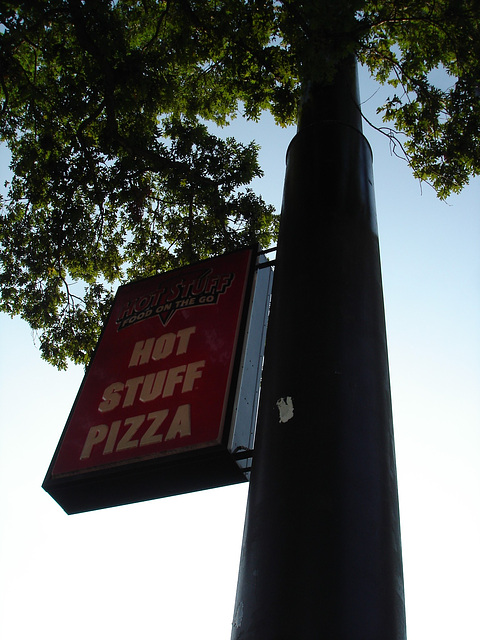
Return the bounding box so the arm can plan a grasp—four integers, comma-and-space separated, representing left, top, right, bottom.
276, 397, 294, 423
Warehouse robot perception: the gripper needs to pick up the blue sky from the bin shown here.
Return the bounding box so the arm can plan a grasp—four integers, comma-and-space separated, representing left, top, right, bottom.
1, 64, 479, 639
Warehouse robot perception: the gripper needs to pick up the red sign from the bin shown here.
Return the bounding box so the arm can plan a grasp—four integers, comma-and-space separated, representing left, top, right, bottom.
44, 247, 258, 512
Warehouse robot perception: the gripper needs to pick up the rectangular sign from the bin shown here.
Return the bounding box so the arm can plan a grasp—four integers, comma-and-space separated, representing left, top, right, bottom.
43, 247, 259, 513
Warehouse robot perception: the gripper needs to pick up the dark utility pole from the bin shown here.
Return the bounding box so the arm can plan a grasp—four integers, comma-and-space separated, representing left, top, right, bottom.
231, 58, 407, 640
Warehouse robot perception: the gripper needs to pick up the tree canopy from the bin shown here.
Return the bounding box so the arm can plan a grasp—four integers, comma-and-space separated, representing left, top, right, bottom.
1, 0, 479, 367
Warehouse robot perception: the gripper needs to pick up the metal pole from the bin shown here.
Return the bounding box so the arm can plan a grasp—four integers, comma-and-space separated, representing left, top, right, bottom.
231, 57, 406, 640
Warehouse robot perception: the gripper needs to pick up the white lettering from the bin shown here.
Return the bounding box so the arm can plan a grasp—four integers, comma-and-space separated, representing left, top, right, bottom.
103, 420, 121, 454
128, 326, 196, 368
152, 333, 176, 360
139, 370, 167, 403
80, 425, 108, 459
79, 406, 193, 460
98, 382, 124, 413
163, 365, 187, 397
123, 376, 145, 407
165, 404, 191, 441
140, 410, 169, 446
116, 414, 145, 451
182, 360, 205, 392
128, 337, 155, 367
97, 356, 204, 416
175, 326, 196, 355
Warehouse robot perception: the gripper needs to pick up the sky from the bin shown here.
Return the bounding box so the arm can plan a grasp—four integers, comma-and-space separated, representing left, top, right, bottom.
1, 65, 479, 640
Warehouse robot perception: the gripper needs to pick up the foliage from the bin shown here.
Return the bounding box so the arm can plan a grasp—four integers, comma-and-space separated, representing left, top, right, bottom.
0, 0, 281, 367
1, 1, 479, 366
358, 0, 480, 198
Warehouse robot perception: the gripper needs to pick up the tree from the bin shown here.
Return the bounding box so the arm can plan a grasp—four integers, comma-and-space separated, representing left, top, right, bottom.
1, 0, 480, 368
